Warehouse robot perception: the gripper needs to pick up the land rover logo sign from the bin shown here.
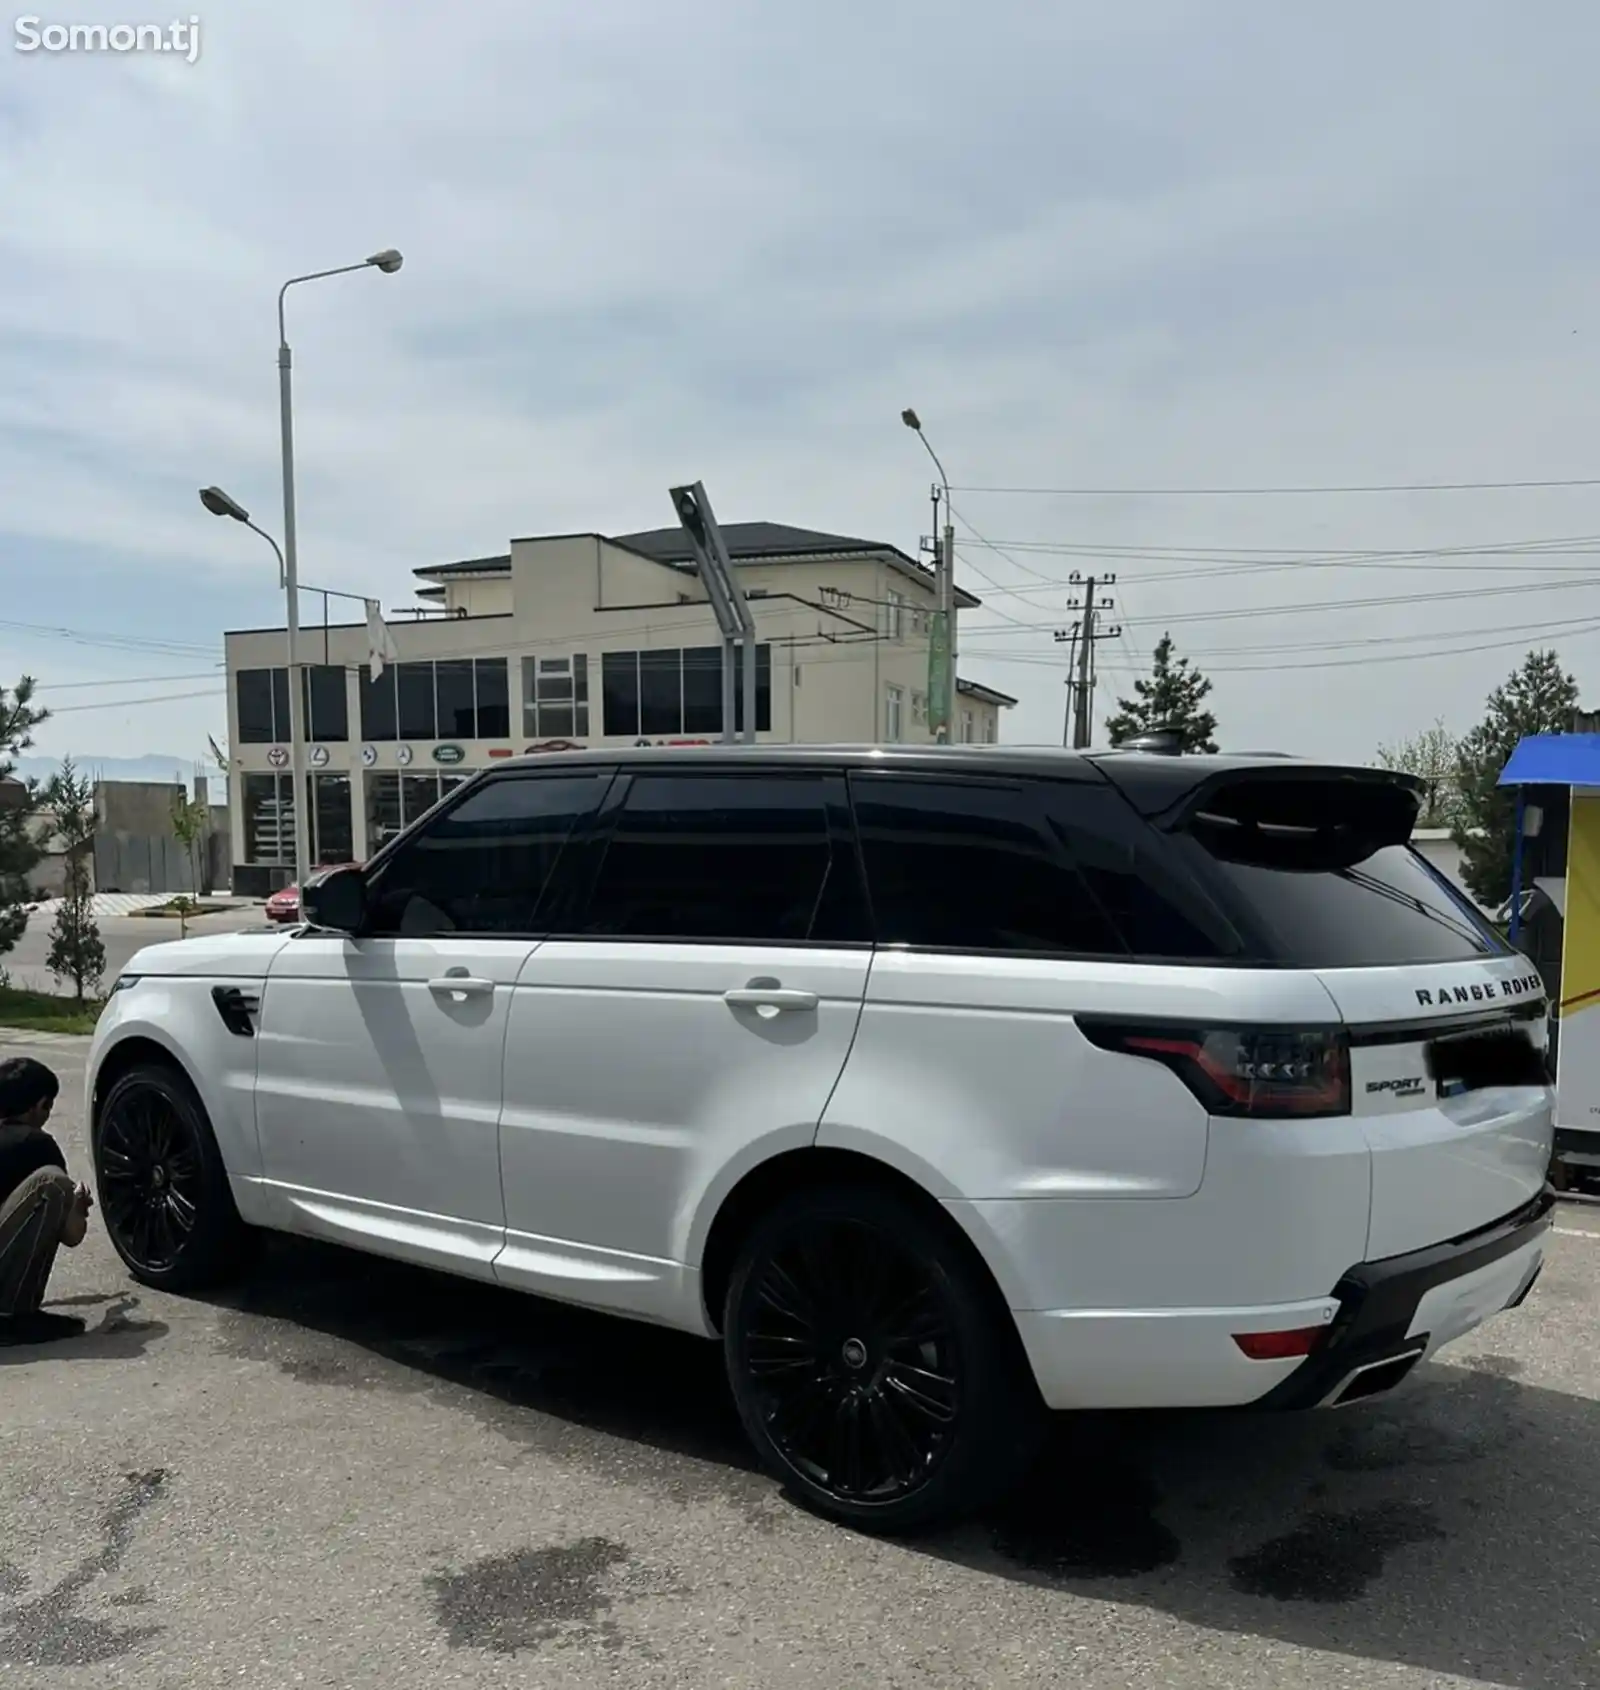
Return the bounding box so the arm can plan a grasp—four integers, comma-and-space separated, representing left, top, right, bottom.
433, 744, 465, 765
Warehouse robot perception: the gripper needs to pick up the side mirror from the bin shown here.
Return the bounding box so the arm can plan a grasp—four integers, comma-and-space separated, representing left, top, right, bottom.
302, 864, 366, 933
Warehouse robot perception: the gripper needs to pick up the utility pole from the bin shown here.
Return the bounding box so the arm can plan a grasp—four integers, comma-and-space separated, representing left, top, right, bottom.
1054, 572, 1120, 749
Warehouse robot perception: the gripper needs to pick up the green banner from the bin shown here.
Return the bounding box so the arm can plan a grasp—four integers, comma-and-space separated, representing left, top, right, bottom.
927, 610, 952, 736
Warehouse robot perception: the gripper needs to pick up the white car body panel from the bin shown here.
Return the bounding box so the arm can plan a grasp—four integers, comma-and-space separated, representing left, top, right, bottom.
818, 950, 1341, 1202
246, 932, 533, 1280
88, 931, 294, 1186
496, 940, 869, 1328
1315, 956, 1551, 1258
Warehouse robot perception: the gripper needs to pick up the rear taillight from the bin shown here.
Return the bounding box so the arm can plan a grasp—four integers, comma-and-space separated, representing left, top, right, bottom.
1079, 1020, 1351, 1119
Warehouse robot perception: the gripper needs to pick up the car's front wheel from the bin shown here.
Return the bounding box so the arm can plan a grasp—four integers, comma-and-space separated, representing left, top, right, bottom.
93, 1061, 254, 1292
724, 1184, 1044, 1534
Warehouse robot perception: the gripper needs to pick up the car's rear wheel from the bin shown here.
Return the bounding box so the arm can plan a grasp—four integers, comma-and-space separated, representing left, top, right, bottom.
93, 1062, 254, 1292
724, 1184, 1044, 1534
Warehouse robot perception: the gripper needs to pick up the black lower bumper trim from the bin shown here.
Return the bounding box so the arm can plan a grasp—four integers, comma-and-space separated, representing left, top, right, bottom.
1257, 1187, 1556, 1411
1555, 1127, 1600, 1159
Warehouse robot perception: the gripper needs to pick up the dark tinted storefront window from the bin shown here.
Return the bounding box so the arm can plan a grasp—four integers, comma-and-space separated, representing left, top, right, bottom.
475, 659, 510, 738
360, 668, 398, 741
396, 663, 436, 741
237, 669, 276, 743
435, 660, 476, 739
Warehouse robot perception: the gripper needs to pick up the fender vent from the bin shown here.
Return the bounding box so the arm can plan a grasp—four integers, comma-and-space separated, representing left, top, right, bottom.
211, 985, 259, 1037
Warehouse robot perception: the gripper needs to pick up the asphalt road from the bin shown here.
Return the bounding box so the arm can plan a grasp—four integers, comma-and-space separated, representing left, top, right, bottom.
3, 906, 268, 995
4, 1033, 1598, 1688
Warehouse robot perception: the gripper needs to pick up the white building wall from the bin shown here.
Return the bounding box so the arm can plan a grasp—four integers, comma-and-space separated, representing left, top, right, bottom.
223, 537, 1008, 890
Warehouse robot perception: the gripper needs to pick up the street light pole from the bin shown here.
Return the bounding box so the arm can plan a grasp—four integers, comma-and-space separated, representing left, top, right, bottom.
901, 409, 956, 743
275, 250, 403, 891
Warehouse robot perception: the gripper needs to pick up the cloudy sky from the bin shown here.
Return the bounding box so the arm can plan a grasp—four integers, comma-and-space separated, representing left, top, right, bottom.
4, 1, 1600, 769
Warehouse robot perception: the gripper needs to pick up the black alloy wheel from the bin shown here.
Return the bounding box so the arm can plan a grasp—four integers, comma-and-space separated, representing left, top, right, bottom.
745, 1218, 959, 1503
725, 1186, 1043, 1534
93, 1063, 252, 1291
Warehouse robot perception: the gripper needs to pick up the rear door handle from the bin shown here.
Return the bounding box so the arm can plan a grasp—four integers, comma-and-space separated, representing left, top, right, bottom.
428, 975, 495, 998
723, 987, 819, 1013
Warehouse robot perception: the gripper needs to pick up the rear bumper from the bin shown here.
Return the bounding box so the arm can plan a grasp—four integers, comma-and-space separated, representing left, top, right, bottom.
1006, 1188, 1552, 1412
1257, 1187, 1555, 1409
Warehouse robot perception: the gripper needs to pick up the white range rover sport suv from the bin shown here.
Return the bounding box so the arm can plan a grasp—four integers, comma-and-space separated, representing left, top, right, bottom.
88, 744, 1555, 1533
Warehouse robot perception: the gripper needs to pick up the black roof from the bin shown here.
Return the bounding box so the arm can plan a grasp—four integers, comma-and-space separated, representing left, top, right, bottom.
413, 553, 512, 580
411, 523, 981, 607
487, 742, 1394, 800
613, 521, 884, 565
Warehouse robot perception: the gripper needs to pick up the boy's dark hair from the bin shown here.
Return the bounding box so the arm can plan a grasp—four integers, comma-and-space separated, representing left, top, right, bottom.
0, 1056, 61, 1120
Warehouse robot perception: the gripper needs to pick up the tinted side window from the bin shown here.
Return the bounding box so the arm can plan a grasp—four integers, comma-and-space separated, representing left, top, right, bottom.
1039, 783, 1235, 960
577, 774, 833, 942
1196, 845, 1500, 968
365, 773, 608, 936
850, 775, 1124, 955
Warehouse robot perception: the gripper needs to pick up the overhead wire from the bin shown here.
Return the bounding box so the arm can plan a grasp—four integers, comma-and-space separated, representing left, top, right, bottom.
950, 476, 1600, 496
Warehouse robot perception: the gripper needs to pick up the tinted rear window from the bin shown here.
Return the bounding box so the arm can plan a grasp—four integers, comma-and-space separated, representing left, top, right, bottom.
1198, 845, 1503, 968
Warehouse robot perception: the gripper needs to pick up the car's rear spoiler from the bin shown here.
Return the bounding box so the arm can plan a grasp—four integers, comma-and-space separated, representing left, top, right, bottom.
1096, 760, 1426, 872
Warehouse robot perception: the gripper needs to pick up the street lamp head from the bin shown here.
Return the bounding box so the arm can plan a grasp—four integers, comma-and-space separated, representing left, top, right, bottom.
199, 485, 249, 522
901, 408, 922, 432
367, 248, 404, 274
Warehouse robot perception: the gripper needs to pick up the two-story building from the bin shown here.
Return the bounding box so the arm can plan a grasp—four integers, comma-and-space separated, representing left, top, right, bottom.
223, 520, 1016, 894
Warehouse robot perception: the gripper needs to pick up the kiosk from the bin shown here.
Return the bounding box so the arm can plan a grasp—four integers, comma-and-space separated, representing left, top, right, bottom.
1497, 733, 1600, 1173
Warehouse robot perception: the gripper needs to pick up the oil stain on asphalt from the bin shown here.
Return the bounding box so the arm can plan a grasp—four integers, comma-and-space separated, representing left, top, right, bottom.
1228, 1502, 1445, 1603
426, 1537, 635, 1654
0, 1469, 169, 1667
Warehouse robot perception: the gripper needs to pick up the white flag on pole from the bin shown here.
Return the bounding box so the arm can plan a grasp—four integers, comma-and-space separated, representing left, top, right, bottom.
365, 599, 400, 680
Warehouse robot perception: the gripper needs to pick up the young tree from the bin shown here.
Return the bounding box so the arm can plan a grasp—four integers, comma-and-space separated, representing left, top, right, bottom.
41, 758, 105, 1001
1454, 649, 1581, 906
0, 676, 48, 964
171, 787, 209, 892
1105, 632, 1220, 753
1376, 718, 1462, 827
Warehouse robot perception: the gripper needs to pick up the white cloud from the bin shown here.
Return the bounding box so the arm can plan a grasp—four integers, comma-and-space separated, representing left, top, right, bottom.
5, 0, 1600, 761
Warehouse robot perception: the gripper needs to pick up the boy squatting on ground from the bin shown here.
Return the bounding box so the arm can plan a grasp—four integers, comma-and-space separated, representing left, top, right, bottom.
0, 1056, 93, 1346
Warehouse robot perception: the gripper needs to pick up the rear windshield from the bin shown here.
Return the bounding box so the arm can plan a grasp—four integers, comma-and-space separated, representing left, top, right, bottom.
1196, 844, 1504, 968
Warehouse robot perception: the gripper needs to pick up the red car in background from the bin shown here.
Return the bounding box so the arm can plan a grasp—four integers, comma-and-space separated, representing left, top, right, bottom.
264, 864, 360, 924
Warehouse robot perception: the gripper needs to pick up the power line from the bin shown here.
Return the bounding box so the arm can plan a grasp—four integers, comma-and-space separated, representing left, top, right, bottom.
985, 610, 1599, 663
951, 477, 1600, 497
44, 687, 226, 714
0, 618, 218, 658
37, 671, 222, 690
968, 618, 1600, 675
961, 572, 1600, 637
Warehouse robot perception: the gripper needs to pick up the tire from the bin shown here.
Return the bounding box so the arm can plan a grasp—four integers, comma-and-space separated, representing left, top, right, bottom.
723, 1183, 1045, 1535
92, 1061, 255, 1292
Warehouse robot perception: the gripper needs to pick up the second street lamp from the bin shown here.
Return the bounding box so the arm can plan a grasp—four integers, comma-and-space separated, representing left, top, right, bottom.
275, 248, 404, 892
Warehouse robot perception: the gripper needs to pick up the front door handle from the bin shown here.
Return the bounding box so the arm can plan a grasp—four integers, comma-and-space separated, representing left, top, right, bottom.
723, 986, 819, 1013
428, 975, 494, 999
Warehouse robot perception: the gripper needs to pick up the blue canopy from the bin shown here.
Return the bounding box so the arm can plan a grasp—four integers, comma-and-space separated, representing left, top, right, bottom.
1497, 733, 1600, 788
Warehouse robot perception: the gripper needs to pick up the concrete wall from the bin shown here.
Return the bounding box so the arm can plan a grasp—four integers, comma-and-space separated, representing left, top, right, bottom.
88, 780, 229, 897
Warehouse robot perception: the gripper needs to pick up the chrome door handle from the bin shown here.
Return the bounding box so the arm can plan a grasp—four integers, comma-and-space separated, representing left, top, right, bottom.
428, 975, 494, 998
723, 987, 819, 1012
